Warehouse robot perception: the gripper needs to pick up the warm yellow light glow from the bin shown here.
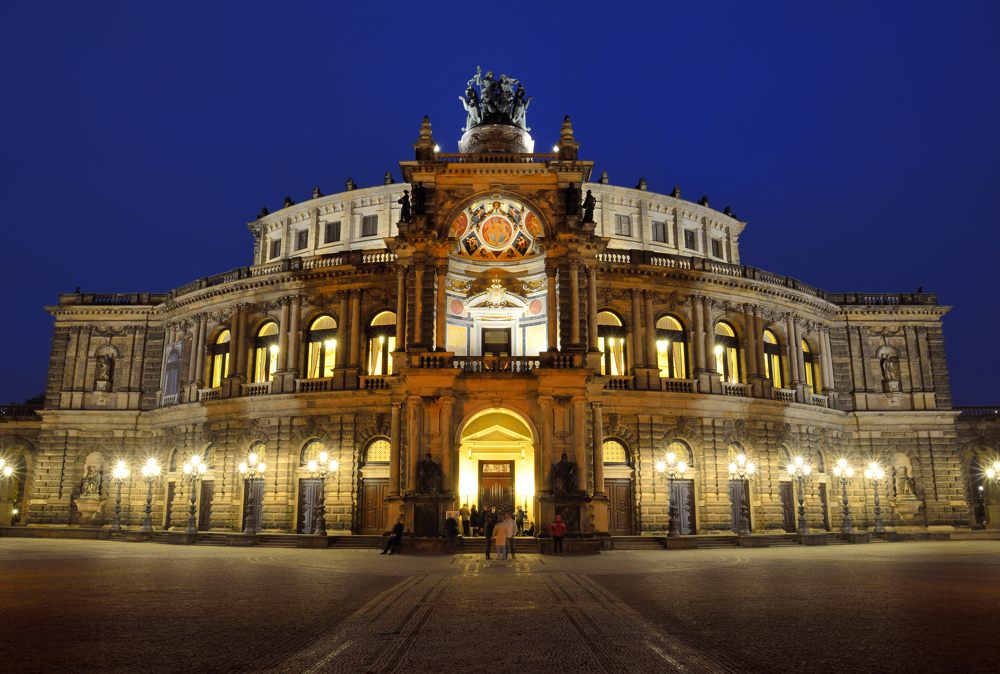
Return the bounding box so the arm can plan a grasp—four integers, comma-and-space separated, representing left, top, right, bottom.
655, 460, 666, 473
677, 461, 688, 473
736, 454, 747, 467
666, 452, 677, 465
329, 459, 340, 472
248, 452, 258, 465
793, 456, 804, 467
319, 451, 329, 463
728, 462, 738, 474
257, 462, 267, 473
238, 461, 248, 474
714, 345, 724, 356
986, 467, 996, 479
269, 344, 279, 355
656, 339, 670, 353
747, 461, 757, 475
433, 144, 440, 153
803, 464, 812, 476
1, 466, 12, 478
113, 460, 129, 480
552, 145, 560, 152
307, 459, 318, 472
141, 458, 161, 478
183, 463, 193, 475
324, 339, 337, 351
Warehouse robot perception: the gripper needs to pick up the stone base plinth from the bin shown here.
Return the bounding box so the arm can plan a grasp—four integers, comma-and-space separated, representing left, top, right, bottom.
737, 536, 770, 548
225, 534, 259, 546
665, 536, 699, 549
842, 532, 871, 544
798, 533, 828, 546
400, 537, 448, 554
167, 532, 199, 545
123, 531, 151, 542
297, 536, 330, 548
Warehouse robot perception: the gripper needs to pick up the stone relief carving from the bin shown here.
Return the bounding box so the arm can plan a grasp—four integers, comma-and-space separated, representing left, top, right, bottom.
356, 413, 389, 443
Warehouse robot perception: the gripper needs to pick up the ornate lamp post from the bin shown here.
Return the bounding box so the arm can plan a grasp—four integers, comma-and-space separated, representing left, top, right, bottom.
727, 453, 757, 536
306, 451, 339, 537
0, 459, 12, 480
831, 458, 855, 534
786, 456, 813, 534
182, 454, 207, 534
111, 460, 129, 533
655, 451, 689, 536
985, 460, 1000, 483
238, 451, 267, 534
139, 458, 161, 534
864, 461, 886, 534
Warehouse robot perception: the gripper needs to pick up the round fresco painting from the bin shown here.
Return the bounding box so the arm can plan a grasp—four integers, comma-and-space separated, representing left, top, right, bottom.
452, 196, 540, 261
480, 216, 514, 249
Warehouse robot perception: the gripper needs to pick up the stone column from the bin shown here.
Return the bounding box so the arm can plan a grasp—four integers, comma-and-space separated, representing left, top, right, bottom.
440, 397, 454, 495
644, 291, 657, 368
702, 297, 714, 374
585, 265, 599, 351
276, 299, 290, 371
406, 397, 420, 493
348, 291, 361, 369
193, 315, 207, 385
572, 397, 589, 494
287, 296, 301, 375
389, 402, 402, 496
413, 263, 425, 347
188, 315, 202, 384
786, 315, 801, 385
820, 328, 836, 391
569, 260, 581, 346
792, 322, 806, 387
395, 265, 406, 349
743, 307, 758, 380
754, 309, 767, 378
435, 264, 448, 351
233, 305, 248, 379
337, 293, 350, 369
592, 403, 605, 496
691, 297, 705, 373
545, 264, 559, 351
630, 290, 644, 371
538, 397, 553, 494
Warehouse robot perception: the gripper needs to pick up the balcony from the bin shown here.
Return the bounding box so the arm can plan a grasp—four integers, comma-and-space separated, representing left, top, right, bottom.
722, 382, 750, 397
604, 375, 634, 390
241, 382, 271, 397
197, 388, 220, 402
774, 388, 796, 403
453, 356, 541, 374
296, 378, 334, 393
360, 375, 391, 390
660, 378, 695, 393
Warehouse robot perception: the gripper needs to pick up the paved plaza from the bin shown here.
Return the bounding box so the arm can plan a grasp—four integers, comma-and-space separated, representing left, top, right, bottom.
0, 540, 997, 673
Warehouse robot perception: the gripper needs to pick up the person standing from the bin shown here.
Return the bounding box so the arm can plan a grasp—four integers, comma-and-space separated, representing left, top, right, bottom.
460, 503, 471, 537
515, 506, 525, 536
381, 517, 405, 555
445, 514, 460, 553
470, 504, 480, 536
494, 512, 510, 560
483, 506, 497, 559
549, 514, 567, 554
502, 513, 517, 559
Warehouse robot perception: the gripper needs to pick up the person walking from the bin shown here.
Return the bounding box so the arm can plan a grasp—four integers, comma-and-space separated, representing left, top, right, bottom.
381, 517, 405, 555
515, 506, 525, 536
460, 503, 471, 537
494, 512, 510, 560
470, 504, 480, 536
549, 514, 567, 554
483, 506, 497, 559
501, 513, 517, 559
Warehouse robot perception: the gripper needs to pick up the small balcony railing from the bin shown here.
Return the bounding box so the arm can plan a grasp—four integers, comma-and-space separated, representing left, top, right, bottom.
453, 356, 541, 374
197, 387, 221, 402
660, 378, 695, 393
296, 378, 333, 393
722, 382, 750, 397
242, 381, 271, 397
774, 388, 796, 402
360, 375, 391, 390
604, 375, 634, 390
810, 394, 829, 408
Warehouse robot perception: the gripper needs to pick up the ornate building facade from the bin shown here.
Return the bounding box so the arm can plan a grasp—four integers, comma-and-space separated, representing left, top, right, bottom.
1, 71, 997, 538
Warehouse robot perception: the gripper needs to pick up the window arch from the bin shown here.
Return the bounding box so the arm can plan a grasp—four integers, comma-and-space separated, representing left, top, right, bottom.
306, 315, 338, 379
602, 439, 629, 465
163, 349, 181, 398
714, 321, 740, 384
655, 315, 688, 378
364, 438, 391, 464
252, 322, 280, 383
597, 311, 627, 376
763, 329, 784, 389
367, 312, 396, 375
207, 329, 230, 387
802, 339, 820, 391
666, 440, 693, 467
300, 439, 328, 466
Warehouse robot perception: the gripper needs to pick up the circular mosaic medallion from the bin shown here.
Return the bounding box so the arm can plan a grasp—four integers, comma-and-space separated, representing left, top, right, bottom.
528, 298, 543, 315
480, 216, 514, 249
449, 299, 465, 315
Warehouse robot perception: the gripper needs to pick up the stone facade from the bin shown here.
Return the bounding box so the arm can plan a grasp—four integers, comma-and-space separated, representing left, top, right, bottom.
1, 104, 995, 536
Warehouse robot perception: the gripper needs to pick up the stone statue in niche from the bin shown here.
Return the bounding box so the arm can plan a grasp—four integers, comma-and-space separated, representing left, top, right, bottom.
96, 355, 113, 382
565, 183, 581, 217
552, 452, 578, 495
880, 350, 901, 392
412, 182, 426, 215
80, 465, 102, 496
582, 189, 596, 223
416, 453, 442, 494
893, 465, 918, 498
397, 190, 412, 223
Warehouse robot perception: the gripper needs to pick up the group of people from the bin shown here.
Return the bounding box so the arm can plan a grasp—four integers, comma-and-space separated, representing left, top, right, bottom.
459, 503, 533, 538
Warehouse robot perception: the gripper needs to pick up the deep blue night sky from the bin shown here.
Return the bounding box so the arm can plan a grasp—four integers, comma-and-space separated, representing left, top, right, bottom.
1, 1, 998, 404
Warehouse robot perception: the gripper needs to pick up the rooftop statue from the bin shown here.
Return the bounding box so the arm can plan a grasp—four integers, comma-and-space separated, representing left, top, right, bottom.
459, 66, 532, 132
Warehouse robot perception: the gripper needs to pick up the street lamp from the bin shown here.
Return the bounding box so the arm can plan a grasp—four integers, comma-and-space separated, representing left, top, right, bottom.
985, 460, 1000, 483
0, 458, 12, 479
306, 451, 339, 537
727, 453, 756, 536
111, 460, 129, 533
786, 456, 813, 534
182, 454, 207, 534
139, 458, 161, 534
831, 458, 855, 534
864, 461, 886, 534
655, 451, 689, 536
238, 451, 267, 534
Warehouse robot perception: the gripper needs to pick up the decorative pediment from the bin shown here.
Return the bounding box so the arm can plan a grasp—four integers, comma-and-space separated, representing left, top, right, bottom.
462, 424, 532, 445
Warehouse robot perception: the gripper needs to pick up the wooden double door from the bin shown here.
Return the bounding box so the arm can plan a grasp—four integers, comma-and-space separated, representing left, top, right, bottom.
606, 479, 634, 535
479, 461, 515, 516
360, 478, 389, 535
297, 478, 323, 534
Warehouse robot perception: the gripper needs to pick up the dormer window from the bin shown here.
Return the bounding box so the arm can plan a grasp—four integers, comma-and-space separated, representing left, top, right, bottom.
683, 229, 698, 251
295, 229, 309, 251
269, 239, 281, 260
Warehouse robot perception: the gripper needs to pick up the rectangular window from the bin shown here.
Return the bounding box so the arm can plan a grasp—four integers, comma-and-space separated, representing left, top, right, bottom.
324, 220, 341, 243
361, 214, 378, 237
269, 239, 281, 259
652, 220, 667, 243
614, 214, 632, 237
295, 229, 309, 251
711, 238, 723, 259
683, 229, 698, 250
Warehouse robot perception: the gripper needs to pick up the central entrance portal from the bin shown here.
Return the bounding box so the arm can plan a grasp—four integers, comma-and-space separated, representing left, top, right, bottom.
458, 408, 536, 527
479, 460, 515, 515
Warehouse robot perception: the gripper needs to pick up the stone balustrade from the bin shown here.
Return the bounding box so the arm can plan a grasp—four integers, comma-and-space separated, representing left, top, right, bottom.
360, 376, 391, 390
296, 378, 333, 393
660, 378, 695, 393
604, 375, 634, 390
722, 382, 750, 397
452, 356, 541, 374
241, 382, 271, 397
197, 388, 220, 402
774, 388, 796, 402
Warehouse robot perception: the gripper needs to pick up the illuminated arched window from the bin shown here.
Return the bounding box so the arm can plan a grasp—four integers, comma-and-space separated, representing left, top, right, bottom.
666, 440, 692, 466
597, 311, 627, 376
252, 322, 280, 383
763, 329, 784, 389
364, 439, 391, 464
163, 349, 181, 398
306, 315, 338, 379
802, 339, 820, 392
602, 440, 629, 465
655, 315, 688, 378
714, 321, 740, 384
367, 312, 396, 376
300, 440, 328, 466
207, 329, 230, 388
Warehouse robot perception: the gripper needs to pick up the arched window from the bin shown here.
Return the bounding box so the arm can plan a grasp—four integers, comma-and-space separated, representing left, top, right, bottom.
306, 315, 338, 379
714, 321, 740, 384
597, 311, 627, 376
207, 329, 230, 388
367, 312, 396, 376
163, 349, 181, 398
655, 315, 688, 378
300, 439, 328, 466
802, 339, 820, 391
252, 322, 280, 383
666, 440, 693, 466
763, 329, 784, 389
602, 439, 629, 464
364, 438, 391, 464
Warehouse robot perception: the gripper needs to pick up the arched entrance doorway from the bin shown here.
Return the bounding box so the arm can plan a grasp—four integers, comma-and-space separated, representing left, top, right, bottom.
457, 409, 536, 527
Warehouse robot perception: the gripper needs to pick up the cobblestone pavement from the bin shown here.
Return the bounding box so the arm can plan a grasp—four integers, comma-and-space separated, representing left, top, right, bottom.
1, 540, 998, 673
